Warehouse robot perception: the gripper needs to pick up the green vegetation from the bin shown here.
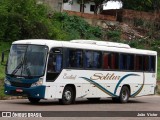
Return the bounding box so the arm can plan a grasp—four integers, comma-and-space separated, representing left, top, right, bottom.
0, 0, 102, 42
106, 30, 121, 42
0, 42, 11, 79
157, 57, 160, 80
0, 42, 11, 98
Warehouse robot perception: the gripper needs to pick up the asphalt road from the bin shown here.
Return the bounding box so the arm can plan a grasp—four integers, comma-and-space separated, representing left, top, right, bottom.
0, 95, 160, 120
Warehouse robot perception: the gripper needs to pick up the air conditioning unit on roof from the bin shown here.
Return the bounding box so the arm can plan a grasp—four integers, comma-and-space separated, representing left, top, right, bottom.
70, 39, 131, 48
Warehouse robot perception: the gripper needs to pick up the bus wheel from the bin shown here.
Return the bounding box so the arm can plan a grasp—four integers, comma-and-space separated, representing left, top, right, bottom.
28, 97, 40, 104
59, 86, 74, 105
119, 86, 130, 103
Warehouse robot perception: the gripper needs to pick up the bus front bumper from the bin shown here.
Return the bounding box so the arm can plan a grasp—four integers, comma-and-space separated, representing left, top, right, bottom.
4, 84, 46, 99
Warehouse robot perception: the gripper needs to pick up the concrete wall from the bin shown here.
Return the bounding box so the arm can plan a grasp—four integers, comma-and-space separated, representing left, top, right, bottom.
64, 10, 116, 21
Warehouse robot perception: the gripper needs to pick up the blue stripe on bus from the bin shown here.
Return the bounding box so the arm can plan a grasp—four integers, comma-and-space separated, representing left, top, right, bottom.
80, 77, 118, 97
114, 74, 140, 94
80, 73, 142, 97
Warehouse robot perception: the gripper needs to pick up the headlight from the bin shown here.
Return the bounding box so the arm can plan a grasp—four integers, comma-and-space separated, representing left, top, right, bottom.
4, 78, 11, 86
31, 77, 43, 87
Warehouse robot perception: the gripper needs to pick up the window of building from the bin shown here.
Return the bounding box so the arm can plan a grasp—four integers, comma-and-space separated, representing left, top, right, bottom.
90, 5, 95, 12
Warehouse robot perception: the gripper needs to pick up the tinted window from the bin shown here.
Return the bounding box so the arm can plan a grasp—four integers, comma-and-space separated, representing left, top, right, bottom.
143, 56, 149, 71
68, 49, 83, 68
136, 55, 143, 71
149, 56, 156, 72
119, 54, 127, 70
127, 54, 134, 70
47, 48, 62, 73
103, 52, 110, 69
110, 53, 119, 69
46, 48, 63, 82
85, 51, 102, 69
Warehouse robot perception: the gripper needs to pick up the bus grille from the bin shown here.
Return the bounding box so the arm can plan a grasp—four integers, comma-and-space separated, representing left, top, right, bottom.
10, 81, 31, 88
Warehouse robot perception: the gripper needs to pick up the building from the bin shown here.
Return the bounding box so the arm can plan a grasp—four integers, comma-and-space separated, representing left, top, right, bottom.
63, 0, 96, 14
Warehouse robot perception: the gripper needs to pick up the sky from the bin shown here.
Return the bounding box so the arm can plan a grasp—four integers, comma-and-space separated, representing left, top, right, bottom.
103, 1, 123, 10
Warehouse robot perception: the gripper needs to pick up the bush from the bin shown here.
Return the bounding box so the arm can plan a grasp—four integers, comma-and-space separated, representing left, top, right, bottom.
51, 12, 102, 40
106, 30, 121, 42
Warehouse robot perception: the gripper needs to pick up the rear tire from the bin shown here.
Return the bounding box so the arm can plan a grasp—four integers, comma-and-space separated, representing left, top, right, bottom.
59, 86, 75, 105
28, 97, 40, 104
119, 86, 130, 103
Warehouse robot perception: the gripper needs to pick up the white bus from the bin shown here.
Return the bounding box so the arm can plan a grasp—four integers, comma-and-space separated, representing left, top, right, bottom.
2, 39, 157, 104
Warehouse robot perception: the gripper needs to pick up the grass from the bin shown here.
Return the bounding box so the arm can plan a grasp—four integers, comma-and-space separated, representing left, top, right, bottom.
157, 57, 160, 81
0, 42, 11, 98
0, 42, 11, 79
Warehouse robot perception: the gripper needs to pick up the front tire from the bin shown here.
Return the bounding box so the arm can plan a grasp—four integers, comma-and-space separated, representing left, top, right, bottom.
119, 86, 130, 103
28, 97, 40, 104
59, 86, 75, 105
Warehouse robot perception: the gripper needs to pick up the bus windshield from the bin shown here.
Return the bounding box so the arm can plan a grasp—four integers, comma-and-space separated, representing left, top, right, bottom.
6, 44, 48, 78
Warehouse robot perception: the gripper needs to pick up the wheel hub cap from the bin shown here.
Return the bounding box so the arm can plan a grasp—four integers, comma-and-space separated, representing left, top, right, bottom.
64, 91, 71, 101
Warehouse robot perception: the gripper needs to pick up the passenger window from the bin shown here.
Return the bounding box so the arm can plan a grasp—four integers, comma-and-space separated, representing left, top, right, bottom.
103, 52, 110, 69
68, 49, 83, 68
110, 53, 119, 69
46, 48, 62, 82
127, 54, 134, 70
47, 49, 62, 73
136, 55, 143, 71
149, 56, 156, 72
119, 54, 127, 70
85, 51, 92, 68
93, 51, 102, 68
143, 56, 149, 71
85, 51, 102, 69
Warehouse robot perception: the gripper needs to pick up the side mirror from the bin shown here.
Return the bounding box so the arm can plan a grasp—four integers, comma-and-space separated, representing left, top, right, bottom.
1, 52, 4, 63
1, 50, 9, 66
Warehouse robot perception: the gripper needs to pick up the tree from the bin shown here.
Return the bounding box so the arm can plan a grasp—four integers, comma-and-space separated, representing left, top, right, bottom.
93, 0, 104, 14
77, 0, 90, 13
153, 0, 160, 12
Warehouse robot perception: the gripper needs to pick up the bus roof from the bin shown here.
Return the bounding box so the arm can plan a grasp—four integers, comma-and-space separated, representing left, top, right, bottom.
12, 39, 157, 55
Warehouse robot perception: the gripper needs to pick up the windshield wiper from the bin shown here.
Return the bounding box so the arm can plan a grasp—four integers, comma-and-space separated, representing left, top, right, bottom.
10, 60, 23, 76
23, 59, 32, 78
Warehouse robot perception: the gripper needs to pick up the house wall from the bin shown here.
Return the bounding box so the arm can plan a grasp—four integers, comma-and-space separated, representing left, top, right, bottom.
63, 1, 95, 14
63, 3, 72, 11
71, 1, 80, 12
84, 2, 95, 14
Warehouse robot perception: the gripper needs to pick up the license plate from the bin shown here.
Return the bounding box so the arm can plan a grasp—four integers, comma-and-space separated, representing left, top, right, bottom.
16, 89, 23, 92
